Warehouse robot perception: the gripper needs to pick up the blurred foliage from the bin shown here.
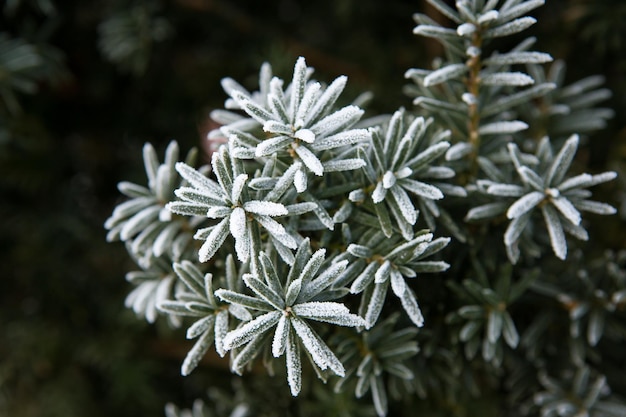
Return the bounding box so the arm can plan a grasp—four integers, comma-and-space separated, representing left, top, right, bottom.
1, 0, 625, 416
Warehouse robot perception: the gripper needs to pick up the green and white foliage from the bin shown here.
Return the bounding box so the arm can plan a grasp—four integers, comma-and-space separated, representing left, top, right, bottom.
213, 57, 369, 193
105, 141, 201, 263
215, 239, 364, 396
446, 264, 534, 366
101, 2, 625, 416
528, 249, 626, 365
333, 314, 420, 417
521, 60, 615, 139
166, 144, 312, 264
469, 134, 616, 262
158, 257, 251, 375
533, 366, 626, 417
340, 228, 449, 328
350, 108, 466, 239
123, 244, 184, 326
405, 0, 555, 161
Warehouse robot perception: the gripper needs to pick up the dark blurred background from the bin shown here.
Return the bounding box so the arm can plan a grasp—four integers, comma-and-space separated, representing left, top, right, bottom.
1, 1, 625, 416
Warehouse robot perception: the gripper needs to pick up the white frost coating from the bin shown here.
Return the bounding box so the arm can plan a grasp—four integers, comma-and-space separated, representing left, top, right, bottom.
286, 331, 302, 396
478, 10, 499, 24
206, 206, 231, 219
296, 82, 321, 124
546, 134, 579, 188
298, 248, 326, 283
551, 197, 581, 225
198, 218, 230, 262
390, 186, 417, 225
462, 92, 477, 105
481, 72, 534, 86
374, 260, 392, 284
263, 120, 292, 135
456, 22, 475, 36
487, 183, 526, 197
272, 315, 290, 357
181, 330, 214, 376
234, 225, 251, 263
506, 191, 545, 219
292, 302, 365, 327
395, 167, 412, 179
294, 128, 315, 143
424, 63, 467, 87
228, 304, 252, 322
285, 278, 303, 306
186, 315, 214, 339
229, 207, 247, 239
557, 173, 593, 192
291, 317, 345, 376
306, 75, 347, 125
466, 46, 481, 57
400, 178, 444, 200
350, 261, 379, 294
372, 182, 387, 204
294, 145, 324, 176
518, 166, 544, 190
400, 289, 425, 327
504, 213, 531, 246
255, 135, 292, 157
478, 120, 529, 135
445, 142, 473, 161
244, 201, 288, 217
483, 51, 552, 66
230, 174, 248, 203
484, 17, 536, 39
390, 270, 406, 298
289, 57, 308, 121
309, 105, 363, 137
542, 205, 567, 260
223, 310, 281, 350
575, 200, 616, 215
322, 158, 366, 173
413, 25, 457, 38
382, 171, 396, 189
310, 129, 370, 151
254, 215, 297, 249
214, 309, 229, 357
294, 167, 307, 193
365, 283, 387, 329
348, 188, 366, 203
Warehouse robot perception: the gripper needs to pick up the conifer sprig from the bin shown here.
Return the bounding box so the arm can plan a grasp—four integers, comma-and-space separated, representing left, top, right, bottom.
215, 239, 364, 396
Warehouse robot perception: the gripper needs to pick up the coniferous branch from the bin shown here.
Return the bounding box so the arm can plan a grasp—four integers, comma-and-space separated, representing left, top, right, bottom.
212, 57, 370, 192
471, 135, 616, 262
521, 60, 615, 139
445, 264, 535, 366
105, 141, 201, 262
167, 144, 316, 265
215, 240, 364, 396
333, 313, 420, 417
405, 0, 555, 177
157, 257, 251, 375
338, 228, 450, 329
533, 366, 626, 417
123, 244, 184, 325
96, 2, 625, 415
348, 108, 466, 240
